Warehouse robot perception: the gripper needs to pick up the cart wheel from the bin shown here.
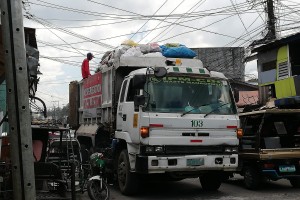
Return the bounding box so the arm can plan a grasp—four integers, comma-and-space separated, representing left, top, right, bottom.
289, 177, 300, 188
244, 166, 261, 190
200, 173, 222, 191
117, 150, 139, 195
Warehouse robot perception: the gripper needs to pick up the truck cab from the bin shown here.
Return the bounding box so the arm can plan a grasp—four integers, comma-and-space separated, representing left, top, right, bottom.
116, 65, 239, 169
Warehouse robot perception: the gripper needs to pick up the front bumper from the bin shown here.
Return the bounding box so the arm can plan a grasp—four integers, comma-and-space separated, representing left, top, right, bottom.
135, 154, 238, 174
262, 170, 300, 180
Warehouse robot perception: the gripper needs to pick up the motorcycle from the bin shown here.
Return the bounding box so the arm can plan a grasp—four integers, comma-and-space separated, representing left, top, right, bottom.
87, 152, 110, 200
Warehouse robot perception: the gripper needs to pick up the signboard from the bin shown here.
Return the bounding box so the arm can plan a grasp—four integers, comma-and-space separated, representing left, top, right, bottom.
150, 76, 223, 86
83, 73, 102, 118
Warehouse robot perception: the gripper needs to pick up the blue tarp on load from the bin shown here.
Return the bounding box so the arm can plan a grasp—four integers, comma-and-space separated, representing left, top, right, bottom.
160, 45, 196, 58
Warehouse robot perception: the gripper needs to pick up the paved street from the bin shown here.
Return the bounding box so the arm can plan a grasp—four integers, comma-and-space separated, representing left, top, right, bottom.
77, 175, 300, 200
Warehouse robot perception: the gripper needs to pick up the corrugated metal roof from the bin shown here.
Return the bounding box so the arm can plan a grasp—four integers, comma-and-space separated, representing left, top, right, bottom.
253, 32, 300, 53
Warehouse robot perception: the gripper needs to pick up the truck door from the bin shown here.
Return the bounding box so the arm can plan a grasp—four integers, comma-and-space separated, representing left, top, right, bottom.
117, 79, 140, 143
116, 79, 128, 131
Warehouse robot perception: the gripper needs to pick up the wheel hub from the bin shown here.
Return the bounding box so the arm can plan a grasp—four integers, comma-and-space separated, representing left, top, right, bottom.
118, 162, 126, 184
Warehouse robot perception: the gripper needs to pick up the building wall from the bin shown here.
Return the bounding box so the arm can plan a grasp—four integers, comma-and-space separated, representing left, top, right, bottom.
191, 47, 245, 81
257, 48, 278, 85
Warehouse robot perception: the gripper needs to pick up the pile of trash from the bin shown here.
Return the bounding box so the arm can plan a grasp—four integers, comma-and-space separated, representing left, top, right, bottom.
100, 40, 197, 66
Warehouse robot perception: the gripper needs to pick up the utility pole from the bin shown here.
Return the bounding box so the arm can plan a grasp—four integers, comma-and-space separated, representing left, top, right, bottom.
266, 0, 276, 40
249, 0, 276, 46
1, 0, 36, 199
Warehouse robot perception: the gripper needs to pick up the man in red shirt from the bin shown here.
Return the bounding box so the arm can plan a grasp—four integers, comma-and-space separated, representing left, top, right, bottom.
81, 52, 94, 79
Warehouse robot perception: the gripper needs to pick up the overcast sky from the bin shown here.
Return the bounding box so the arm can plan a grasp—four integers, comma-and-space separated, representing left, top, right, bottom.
19, 0, 300, 110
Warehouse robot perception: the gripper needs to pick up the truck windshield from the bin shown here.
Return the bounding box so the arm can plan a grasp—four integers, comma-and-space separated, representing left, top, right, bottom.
144, 75, 237, 115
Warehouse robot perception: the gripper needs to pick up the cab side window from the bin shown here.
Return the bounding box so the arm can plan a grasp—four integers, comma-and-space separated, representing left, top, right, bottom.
119, 80, 128, 103
126, 79, 136, 102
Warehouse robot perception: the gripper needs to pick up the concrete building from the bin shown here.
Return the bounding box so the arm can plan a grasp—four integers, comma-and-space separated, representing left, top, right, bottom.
191, 47, 245, 81
252, 32, 300, 106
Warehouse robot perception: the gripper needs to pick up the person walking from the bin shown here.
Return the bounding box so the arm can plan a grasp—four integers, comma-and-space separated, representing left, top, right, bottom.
81, 52, 94, 79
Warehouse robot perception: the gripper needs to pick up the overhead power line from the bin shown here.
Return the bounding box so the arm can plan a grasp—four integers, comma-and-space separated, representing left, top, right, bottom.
33, 18, 136, 29
26, 14, 115, 49
40, 55, 98, 71
130, 0, 169, 40
138, 0, 186, 43
230, 0, 251, 40
150, 0, 207, 43
87, 0, 253, 43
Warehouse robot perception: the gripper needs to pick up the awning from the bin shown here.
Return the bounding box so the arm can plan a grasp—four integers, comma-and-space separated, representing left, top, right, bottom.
76, 124, 98, 137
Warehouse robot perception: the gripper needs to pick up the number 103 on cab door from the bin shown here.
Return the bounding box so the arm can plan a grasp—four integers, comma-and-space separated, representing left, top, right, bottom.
191, 120, 203, 127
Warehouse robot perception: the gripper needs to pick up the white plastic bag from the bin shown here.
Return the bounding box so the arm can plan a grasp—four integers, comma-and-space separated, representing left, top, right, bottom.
138, 44, 151, 54
149, 42, 161, 52
121, 47, 143, 57
141, 52, 163, 57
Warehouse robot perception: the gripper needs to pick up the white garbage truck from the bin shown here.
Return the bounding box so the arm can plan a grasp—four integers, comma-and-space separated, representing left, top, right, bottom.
69, 51, 241, 195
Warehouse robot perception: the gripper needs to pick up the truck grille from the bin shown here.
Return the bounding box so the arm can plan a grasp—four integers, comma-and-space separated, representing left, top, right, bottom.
164, 145, 223, 155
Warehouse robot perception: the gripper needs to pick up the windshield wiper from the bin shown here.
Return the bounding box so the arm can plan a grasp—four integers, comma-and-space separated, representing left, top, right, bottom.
181, 104, 210, 117
203, 103, 230, 118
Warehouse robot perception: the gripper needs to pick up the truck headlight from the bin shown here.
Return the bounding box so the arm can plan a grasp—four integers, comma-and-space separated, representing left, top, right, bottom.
145, 146, 154, 153
224, 147, 232, 153
145, 146, 164, 154
224, 147, 238, 153
155, 146, 164, 153
231, 147, 238, 153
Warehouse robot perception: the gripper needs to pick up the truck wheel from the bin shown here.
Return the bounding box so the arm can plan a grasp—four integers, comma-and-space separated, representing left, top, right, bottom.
289, 178, 300, 188
200, 173, 221, 191
117, 150, 139, 195
244, 166, 261, 190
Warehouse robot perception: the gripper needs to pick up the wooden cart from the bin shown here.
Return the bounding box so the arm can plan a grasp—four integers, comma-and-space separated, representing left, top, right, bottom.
238, 109, 300, 189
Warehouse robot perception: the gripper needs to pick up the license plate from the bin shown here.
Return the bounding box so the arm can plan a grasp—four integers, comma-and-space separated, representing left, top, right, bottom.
187, 158, 204, 166
279, 165, 296, 173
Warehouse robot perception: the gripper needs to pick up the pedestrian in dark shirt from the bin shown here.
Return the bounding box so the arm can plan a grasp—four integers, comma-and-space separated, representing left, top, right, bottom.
81, 52, 94, 79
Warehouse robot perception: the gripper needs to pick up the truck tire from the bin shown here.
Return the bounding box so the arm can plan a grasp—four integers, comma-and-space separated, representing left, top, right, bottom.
244, 166, 261, 190
117, 150, 139, 195
200, 173, 221, 191
289, 177, 300, 188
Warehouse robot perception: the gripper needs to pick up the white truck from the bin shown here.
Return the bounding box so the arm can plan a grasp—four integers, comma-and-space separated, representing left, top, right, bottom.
69, 51, 241, 195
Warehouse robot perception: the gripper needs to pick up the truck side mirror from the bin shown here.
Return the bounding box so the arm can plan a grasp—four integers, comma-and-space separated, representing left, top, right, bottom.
134, 95, 146, 107
154, 67, 167, 78
233, 88, 239, 103
132, 75, 146, 90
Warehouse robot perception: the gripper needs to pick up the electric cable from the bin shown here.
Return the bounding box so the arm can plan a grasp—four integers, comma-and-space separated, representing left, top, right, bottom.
129, 0, 169, 40
138, 0, 186, 43
230, 0, 251, 40
150, 0, 206, 43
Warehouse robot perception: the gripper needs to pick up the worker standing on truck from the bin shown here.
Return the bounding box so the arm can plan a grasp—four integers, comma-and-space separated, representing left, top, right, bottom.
81, 52, 94, 79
